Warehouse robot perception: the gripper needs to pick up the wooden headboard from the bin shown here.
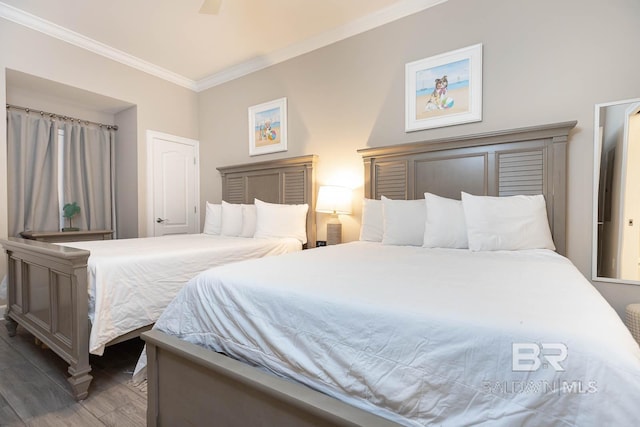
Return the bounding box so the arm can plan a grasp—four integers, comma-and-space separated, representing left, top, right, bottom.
217, 155, 318, 248
357, 121, 577, 255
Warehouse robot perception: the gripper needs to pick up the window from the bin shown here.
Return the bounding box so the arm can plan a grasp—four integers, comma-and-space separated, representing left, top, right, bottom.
57, 127, 65, 230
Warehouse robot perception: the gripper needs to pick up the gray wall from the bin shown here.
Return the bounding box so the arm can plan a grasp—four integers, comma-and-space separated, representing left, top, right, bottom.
197, 0, 640, 317
114, 106, 139, 238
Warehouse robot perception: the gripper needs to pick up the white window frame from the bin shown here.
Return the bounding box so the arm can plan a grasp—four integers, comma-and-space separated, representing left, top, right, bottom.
57, 128, 65, 230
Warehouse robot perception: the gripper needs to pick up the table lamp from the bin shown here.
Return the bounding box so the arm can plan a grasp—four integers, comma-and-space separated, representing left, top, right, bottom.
316, 185, 352, 245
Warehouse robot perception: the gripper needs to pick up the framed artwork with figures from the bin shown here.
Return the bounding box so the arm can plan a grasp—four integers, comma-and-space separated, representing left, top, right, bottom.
405, 44, 482, 132
248, 97, 287, 156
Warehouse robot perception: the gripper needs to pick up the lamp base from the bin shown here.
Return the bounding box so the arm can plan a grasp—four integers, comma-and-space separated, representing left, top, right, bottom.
326, 217, 342, 245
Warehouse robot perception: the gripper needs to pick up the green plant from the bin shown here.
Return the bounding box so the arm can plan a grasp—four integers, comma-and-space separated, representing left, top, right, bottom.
62, 202, 81, 231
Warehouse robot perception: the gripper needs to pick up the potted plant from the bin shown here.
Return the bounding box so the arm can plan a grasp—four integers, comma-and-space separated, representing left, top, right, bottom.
62, 202, 81, 231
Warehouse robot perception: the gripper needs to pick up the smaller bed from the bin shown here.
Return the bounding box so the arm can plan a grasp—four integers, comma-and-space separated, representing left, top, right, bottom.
2, 154, 317, 400
64, 233, 302, 356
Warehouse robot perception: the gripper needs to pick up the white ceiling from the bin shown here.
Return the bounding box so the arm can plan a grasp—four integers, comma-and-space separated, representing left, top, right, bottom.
0, 0, 446, 91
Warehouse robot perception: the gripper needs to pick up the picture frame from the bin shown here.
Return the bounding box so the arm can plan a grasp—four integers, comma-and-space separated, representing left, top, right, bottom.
405, 43, 483, 132
248, 97, 288, 156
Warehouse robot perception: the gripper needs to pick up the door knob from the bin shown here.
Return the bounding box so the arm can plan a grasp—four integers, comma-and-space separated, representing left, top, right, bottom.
156, 218, 167, 223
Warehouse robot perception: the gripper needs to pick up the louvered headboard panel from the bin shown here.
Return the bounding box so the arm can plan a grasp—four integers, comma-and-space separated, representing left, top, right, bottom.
217, 155, 318, 247
358, 121, 576, 255
224, 176, 246, 204
498, 150, 544, 196
283, 170, 306, 204
374, 162, 408, 200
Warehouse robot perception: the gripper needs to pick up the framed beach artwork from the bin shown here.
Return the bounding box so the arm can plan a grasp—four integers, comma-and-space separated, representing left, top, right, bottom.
405, 43, 483, 132
248, 97, 288, 156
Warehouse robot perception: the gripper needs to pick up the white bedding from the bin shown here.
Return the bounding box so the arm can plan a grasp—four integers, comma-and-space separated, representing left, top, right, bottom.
62, 234, 301, 355
134, 241, 640, 426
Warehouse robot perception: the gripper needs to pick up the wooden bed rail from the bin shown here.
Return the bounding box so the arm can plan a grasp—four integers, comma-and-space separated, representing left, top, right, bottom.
2, 237, 92, 400
143, 329, 402, 427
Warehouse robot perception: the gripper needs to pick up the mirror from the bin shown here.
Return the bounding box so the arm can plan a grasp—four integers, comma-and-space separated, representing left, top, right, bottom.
593, 98, 640, 283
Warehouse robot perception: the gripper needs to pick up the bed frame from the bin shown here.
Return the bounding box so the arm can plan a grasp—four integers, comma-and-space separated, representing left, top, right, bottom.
1, 154, 317, 401
359, 121, 574, 256
218, 154, 317, 248
142, 121, 576, 426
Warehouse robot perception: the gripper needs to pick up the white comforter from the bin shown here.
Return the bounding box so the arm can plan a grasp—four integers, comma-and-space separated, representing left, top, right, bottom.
134, 241, 640, 426
63, 234, 301, 355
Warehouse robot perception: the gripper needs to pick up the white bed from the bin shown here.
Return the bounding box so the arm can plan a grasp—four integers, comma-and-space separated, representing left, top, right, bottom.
2, 154, 318, 400
136, 241, 640, 426
137, 123, 640, 425
62, 234, 301, 355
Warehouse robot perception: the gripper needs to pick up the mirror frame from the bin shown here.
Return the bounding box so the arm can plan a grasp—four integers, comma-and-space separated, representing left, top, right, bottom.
592, 98, 640, 285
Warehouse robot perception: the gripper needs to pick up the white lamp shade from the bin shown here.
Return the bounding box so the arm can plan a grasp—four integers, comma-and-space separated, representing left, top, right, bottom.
316, 185, 352, 215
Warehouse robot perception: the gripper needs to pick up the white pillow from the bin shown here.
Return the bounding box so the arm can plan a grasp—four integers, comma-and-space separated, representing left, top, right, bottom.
253, 199, 309, 243
381, 196, 426, 246
220, 201, 243, 236
423, 193, 468, 249
359, 198, 384, 242
240, 204, 257, 237
203, 202, 222, 235
461, 192, 555, 251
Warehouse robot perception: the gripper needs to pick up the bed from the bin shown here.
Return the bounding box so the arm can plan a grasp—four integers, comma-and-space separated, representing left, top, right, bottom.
1, 154, 317, 400
64, 234, 303, 357
140, 121, 639, 425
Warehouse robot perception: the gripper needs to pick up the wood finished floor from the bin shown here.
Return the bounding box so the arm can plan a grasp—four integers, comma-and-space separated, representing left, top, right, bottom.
0, 319, 147, 426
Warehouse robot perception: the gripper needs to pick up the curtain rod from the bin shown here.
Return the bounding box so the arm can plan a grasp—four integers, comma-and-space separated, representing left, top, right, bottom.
6, 104, 118, 131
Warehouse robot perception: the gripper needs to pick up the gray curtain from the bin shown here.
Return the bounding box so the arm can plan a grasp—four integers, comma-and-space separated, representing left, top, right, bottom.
7, 110, 59, 237
63, 123, 115, 232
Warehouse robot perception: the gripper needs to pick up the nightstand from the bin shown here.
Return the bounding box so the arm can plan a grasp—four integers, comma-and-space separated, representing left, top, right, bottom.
20, 230, 113, 243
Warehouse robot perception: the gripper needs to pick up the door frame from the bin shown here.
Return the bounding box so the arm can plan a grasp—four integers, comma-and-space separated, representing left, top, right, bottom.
146, 130, 200, 237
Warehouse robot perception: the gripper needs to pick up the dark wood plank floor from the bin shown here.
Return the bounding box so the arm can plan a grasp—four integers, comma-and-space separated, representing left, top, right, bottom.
0, 319, 147, 426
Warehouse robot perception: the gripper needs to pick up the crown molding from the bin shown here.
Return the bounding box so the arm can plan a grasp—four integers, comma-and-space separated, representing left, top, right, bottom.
195, 0, 447, 91
1, 0, 446, 93
0, 2, 198, 91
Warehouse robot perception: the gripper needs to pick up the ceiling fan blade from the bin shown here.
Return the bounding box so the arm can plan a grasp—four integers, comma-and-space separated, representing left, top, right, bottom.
199, 0, 222, 15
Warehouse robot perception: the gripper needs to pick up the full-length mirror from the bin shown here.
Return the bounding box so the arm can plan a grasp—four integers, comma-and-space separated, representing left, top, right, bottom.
593, 98, 640, 283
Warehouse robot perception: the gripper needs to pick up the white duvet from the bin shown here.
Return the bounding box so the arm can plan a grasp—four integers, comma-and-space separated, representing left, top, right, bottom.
62, 234, 301, 355
134, 241, 640, 426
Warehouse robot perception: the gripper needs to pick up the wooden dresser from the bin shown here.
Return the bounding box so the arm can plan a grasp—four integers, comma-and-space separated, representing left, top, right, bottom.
20, 230, 113, 243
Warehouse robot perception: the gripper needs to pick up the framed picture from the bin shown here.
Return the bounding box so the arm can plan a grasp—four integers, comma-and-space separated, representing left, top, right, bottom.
405, 43, 482, 132
248, 97, 287, 156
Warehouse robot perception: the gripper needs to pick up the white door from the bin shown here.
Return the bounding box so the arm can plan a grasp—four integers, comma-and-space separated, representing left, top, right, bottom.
147, 131, 200, 236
